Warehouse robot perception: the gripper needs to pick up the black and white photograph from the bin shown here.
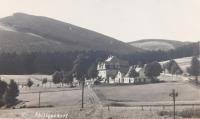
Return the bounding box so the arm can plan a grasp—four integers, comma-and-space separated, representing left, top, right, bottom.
0, 0, 199, 119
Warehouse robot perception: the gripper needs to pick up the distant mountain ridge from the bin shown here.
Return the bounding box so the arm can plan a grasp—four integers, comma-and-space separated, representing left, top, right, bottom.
128, 39, 191, 51
0, 13, 142, 54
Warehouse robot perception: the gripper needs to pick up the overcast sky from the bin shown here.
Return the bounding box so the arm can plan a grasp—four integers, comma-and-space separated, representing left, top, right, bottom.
0, 0, 200, 42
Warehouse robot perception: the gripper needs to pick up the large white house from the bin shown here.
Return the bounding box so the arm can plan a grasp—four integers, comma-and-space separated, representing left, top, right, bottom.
97, 56, 155, 84
97, 56, 129, 83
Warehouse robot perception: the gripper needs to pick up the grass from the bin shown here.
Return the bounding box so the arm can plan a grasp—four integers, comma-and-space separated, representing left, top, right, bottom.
94, 82, 200, 106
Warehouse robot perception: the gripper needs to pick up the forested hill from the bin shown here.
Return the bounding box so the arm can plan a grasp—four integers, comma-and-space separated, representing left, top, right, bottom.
0, 13, 142, 54
0, 42, 197, 74
128, 39, 191, 51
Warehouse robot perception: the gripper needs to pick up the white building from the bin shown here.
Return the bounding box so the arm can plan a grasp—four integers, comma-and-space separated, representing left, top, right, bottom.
97, 56, 129, 83
97, 56, 156, 84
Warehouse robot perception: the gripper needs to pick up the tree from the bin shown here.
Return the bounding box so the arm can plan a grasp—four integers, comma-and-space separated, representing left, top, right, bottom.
187, 56, 200, 83
72, 54, 87, 79
144, 61, 163, 82
0, 80, 7, 105
63, 72, 73, 87
87, 63, 98, 79
129, 67, 139, 78
27, 79, 33, 88
3, 80, 19, 106
170, 63, 183, 75
52, 71, 63, 84
0, 80, 7, 98
165, 60, 183, 75
42, 78, 48, 87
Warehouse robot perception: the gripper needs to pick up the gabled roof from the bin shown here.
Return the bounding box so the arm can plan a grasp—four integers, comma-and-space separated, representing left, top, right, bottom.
125, 66, 134, 77
105, 56, 115, 62
117, 67, 130, 76
135, 67, 142, 72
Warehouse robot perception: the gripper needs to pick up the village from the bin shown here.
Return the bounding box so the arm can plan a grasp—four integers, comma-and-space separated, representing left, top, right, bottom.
97, 56, 154, 84
0, 1, 200, 118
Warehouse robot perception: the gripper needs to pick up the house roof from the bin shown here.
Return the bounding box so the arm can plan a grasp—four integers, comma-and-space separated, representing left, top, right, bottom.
135, 67, 142, 72
105, 56, 114, 62
118, 67, 130, 76
125, 66, 134, 77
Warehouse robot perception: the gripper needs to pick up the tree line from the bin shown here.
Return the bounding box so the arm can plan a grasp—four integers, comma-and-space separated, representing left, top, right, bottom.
0, 42, 197, 75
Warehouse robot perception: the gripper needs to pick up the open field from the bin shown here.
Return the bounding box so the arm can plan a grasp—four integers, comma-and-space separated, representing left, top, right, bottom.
93, 81, 200, 119
0, 86, 101, 119
0, 75, 101, 119
1, 75, 200, 119
94, 82, 200, 106
0, 75, 52, 87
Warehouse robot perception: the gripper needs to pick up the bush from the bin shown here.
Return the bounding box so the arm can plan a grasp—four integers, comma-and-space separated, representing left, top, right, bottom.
94, 80, 101, 85
158, 111, 170, 116
42, 78, 48, 85
158, 108, 200, 118
27, 79, 33, 88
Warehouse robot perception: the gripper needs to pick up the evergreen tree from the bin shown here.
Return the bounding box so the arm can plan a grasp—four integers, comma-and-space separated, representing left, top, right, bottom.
52, 71, 63, 84
0, 80, 7, 99
87, 63, 98, 79
0, 80, 7, 105
3, 80, 19, 106
165, 60, 183, 76
187, 56, 200, 83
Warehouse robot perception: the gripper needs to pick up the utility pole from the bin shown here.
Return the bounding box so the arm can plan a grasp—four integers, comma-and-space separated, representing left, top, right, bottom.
81, 76, 85, 109
169, 89, 178, 119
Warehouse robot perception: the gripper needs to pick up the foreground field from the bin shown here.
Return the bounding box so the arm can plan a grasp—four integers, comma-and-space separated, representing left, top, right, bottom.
93, 81, 200, 119
1, 75, 200, 119
0, 87, 102, 119
0, 75, 102, 119
94, 82, 200, 106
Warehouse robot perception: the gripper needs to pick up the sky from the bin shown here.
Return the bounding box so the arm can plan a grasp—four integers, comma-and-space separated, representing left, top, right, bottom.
0, 0, 200, 42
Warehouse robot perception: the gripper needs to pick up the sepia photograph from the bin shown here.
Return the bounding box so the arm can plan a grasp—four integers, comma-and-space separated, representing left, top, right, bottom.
0, 0, 200, 119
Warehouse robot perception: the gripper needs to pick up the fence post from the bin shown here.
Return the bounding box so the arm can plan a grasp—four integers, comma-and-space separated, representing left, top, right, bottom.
38, 91, 41, 108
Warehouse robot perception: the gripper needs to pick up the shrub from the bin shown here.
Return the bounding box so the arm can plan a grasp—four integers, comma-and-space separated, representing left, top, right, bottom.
27, 79, 34, 88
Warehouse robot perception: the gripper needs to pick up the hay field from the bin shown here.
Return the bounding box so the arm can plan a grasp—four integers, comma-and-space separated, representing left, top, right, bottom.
94, 82, 200, 106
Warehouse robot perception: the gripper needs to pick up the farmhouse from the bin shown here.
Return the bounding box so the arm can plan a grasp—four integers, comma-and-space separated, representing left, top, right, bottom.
97, 56, 129, 83
97, 56, 158, 84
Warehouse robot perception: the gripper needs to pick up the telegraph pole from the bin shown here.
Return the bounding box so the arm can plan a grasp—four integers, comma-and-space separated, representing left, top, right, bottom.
169, 89, 178, 119
81, 76, 85, 109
